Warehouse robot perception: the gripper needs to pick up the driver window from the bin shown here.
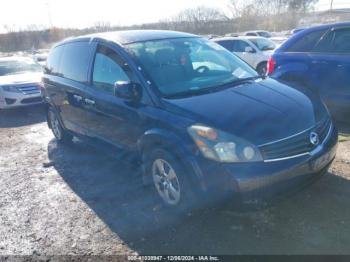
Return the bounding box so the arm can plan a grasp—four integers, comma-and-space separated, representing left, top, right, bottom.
92, 45, 133, 94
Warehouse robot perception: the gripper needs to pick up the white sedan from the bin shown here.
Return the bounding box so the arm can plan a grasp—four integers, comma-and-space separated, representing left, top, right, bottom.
213, 36, 277, 75
0, 57, 43, 109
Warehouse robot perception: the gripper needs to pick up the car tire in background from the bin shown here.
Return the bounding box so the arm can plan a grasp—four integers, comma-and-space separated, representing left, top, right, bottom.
257, 62, 267, 76
47, 107, 73, 144
144, 148, 199, 213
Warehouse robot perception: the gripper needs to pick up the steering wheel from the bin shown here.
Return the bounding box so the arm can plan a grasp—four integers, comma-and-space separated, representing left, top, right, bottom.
195, 65, 209, 74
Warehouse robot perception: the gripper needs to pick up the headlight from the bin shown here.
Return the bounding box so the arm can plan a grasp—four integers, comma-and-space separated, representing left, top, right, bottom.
188, 125, 262, 163
2, 85, 20, 93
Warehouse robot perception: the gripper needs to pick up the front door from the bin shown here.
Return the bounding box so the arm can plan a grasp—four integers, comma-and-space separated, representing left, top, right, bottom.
82, 44, 146, 149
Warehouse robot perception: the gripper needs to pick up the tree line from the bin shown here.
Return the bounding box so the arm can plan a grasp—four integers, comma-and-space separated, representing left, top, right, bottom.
0, 0, 318, 52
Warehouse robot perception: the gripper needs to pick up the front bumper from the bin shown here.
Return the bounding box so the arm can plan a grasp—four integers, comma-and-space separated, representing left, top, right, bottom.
192, 124, 338, 201
0, 90, 43, 109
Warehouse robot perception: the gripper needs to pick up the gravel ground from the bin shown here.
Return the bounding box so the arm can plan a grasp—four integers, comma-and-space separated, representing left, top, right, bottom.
0, 105, 350, 256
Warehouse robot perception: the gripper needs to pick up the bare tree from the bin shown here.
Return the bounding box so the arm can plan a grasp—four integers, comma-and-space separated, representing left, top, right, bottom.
93, 21, 112, 32
227, 0, 319, 31
0, 0, 326, 53
167, 6, 229, 34
175, 6, 229, 22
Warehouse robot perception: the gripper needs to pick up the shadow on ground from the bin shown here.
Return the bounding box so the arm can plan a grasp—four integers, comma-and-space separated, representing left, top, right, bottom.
336, 120, 350, 135
47, 137, 350, 255
0, 105, 46, 128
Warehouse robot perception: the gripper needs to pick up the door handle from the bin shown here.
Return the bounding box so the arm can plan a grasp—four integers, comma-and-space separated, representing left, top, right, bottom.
73, 94, 83, 102
84, 98, 95, 105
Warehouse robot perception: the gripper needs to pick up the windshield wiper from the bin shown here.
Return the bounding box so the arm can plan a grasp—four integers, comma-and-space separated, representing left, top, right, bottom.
214, 76, 262, 89
163, 88, 215, 99
164, 76, 262, 99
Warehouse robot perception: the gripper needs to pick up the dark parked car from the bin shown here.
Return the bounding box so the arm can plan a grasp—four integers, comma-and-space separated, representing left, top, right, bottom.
268, 22, 350, 122
43, 30, 337, 211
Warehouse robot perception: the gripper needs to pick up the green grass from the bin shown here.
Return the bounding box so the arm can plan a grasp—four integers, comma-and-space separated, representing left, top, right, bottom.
339, 133, 350, 142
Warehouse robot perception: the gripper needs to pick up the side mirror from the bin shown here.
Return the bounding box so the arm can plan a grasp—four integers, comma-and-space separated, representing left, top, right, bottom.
114, 81, 142, 101
245, 46, 255, 53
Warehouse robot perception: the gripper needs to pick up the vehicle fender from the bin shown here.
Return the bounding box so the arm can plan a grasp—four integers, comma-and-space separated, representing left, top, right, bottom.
137, 128, 206, 191
274, 60, 318, 88
272, 61, 309, 80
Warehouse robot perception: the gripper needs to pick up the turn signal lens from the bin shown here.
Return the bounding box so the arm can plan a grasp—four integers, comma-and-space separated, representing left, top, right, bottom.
192, 125, 218, 141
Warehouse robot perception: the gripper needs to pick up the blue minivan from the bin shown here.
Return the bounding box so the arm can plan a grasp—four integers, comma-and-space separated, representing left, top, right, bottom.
43, 30, 338, 210
268, 22, 350, 122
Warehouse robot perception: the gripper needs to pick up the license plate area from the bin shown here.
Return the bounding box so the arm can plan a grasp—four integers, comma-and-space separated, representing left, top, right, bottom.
311, 147, 336, 171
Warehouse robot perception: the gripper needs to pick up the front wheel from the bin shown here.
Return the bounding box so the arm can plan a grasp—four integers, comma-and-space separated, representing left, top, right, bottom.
47, 107, 73, 143
145, 148, 198, 211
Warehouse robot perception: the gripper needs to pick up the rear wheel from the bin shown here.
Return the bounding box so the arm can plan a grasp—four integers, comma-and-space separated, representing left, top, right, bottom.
257, 62, 267, 76
48, 107, 72, 143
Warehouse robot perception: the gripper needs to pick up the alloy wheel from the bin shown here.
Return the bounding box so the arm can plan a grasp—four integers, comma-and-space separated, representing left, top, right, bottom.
152, 158, 181, 206
49, 110, 62, 140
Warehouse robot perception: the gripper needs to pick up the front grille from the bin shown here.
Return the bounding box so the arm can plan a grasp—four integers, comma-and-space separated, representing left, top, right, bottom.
17, 84, 40, 95
260, 118, 332, 160
21, 97, 43, 104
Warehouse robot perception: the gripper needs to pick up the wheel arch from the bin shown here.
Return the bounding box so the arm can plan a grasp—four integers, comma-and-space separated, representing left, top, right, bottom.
256, 60, 267, 70
137, 128, 206, 191
46, 103, 68, 132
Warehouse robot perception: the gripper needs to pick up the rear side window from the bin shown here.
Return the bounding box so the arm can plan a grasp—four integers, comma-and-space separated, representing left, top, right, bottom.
60, 41, 92, 83
313, 28, 350, 54
331, 28, 350, 54
46, 45, 64, 76
216, 40, 234, 52
286, 29, 327, 52
232, 40, 250, 52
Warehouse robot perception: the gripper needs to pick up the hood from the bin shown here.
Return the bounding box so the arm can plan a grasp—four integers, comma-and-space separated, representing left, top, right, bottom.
162, 78, 328, 145
0, 72, 42, 86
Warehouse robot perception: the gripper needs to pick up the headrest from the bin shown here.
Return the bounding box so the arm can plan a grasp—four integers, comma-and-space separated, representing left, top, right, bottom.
155, 49, 176, 66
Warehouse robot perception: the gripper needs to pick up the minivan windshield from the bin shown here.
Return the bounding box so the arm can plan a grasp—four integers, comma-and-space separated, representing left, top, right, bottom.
0, 58, 42, 76
126, 37, 258, 97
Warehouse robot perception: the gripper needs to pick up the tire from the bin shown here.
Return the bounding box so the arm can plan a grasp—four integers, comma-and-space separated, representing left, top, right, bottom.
257, 62, 267, 76
47, 107, 73, 143
144, 148, 198, 213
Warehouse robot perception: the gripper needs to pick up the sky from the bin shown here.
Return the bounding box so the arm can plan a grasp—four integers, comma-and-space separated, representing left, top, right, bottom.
0, 0, 349, 33
0, 0, 230, 32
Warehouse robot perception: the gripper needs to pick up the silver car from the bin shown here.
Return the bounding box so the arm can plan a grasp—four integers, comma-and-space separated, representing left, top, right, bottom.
213, 36, 276, 75
244, 30, 273, 38
0, 57, 43, 109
